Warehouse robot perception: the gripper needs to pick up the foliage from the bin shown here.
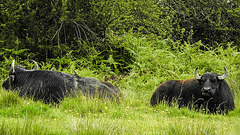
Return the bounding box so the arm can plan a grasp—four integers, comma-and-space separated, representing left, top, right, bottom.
2, 0, 240, 74
0, 0, 63, 61
160, 0, 240, 48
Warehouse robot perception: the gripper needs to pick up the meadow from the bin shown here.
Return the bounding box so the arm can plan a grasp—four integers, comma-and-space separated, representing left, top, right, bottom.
0, 35, 240, 135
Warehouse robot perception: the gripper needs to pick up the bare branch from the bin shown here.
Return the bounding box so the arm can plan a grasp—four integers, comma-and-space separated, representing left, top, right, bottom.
51, 21, 64, 41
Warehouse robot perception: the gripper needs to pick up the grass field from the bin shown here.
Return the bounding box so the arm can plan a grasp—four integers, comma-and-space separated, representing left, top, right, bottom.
0, 36, 240, 134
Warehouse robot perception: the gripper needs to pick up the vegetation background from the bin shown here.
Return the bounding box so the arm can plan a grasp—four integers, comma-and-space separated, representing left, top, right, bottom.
0, 0, 240, 134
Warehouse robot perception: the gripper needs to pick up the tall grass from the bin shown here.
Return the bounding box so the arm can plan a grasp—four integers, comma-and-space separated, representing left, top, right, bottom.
0, 34, 240, 134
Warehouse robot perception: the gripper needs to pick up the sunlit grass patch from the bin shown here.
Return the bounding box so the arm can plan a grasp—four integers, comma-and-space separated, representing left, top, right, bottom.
0, 90, 22, 108
167, 120, 219, 135
0, 100, 50, 119
59, 94, 117, 117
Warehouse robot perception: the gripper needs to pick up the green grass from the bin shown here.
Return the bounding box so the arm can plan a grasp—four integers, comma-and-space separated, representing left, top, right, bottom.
0, 35, 240, 134
0, 89, 239, 135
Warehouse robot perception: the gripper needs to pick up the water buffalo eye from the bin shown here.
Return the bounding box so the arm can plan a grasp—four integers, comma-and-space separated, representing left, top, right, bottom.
199, 80, 204, 84
211, 79, 217, 83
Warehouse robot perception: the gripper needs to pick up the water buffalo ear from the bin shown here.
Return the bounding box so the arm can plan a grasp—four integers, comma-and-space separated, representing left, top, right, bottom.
9, 74, 15, 82
217, 66, 228, 80
194, 66, 201, 80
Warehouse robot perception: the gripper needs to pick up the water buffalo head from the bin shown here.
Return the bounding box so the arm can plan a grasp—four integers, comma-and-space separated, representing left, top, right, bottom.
194, 66, 228, 97
2, 59, 39, 89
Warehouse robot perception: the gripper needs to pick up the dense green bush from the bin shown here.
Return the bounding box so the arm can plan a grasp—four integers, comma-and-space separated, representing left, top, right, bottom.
0, 0, 137, 73
1, 0, 240, 75
0, 0, 62, 60
161, 0, 240, 47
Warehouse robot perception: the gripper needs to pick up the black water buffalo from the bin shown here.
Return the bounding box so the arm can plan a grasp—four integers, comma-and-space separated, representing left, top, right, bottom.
150, 66, 235, 114
2, 60, 122, 104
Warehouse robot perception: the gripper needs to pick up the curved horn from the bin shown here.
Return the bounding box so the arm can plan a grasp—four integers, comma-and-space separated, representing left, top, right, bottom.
217, 66, 228, 80
11, 59, 15, 73
30, 60, 39, 70
194, 66, 201, 80
73, 70, 79, 77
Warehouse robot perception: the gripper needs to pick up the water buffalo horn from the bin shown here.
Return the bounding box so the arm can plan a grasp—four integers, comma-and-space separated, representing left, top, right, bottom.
217, 66, 228, 80
194, 66, 201, 80
30, 60, 39, 70
73, 70, 79, 77
11, 59, 15, 73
